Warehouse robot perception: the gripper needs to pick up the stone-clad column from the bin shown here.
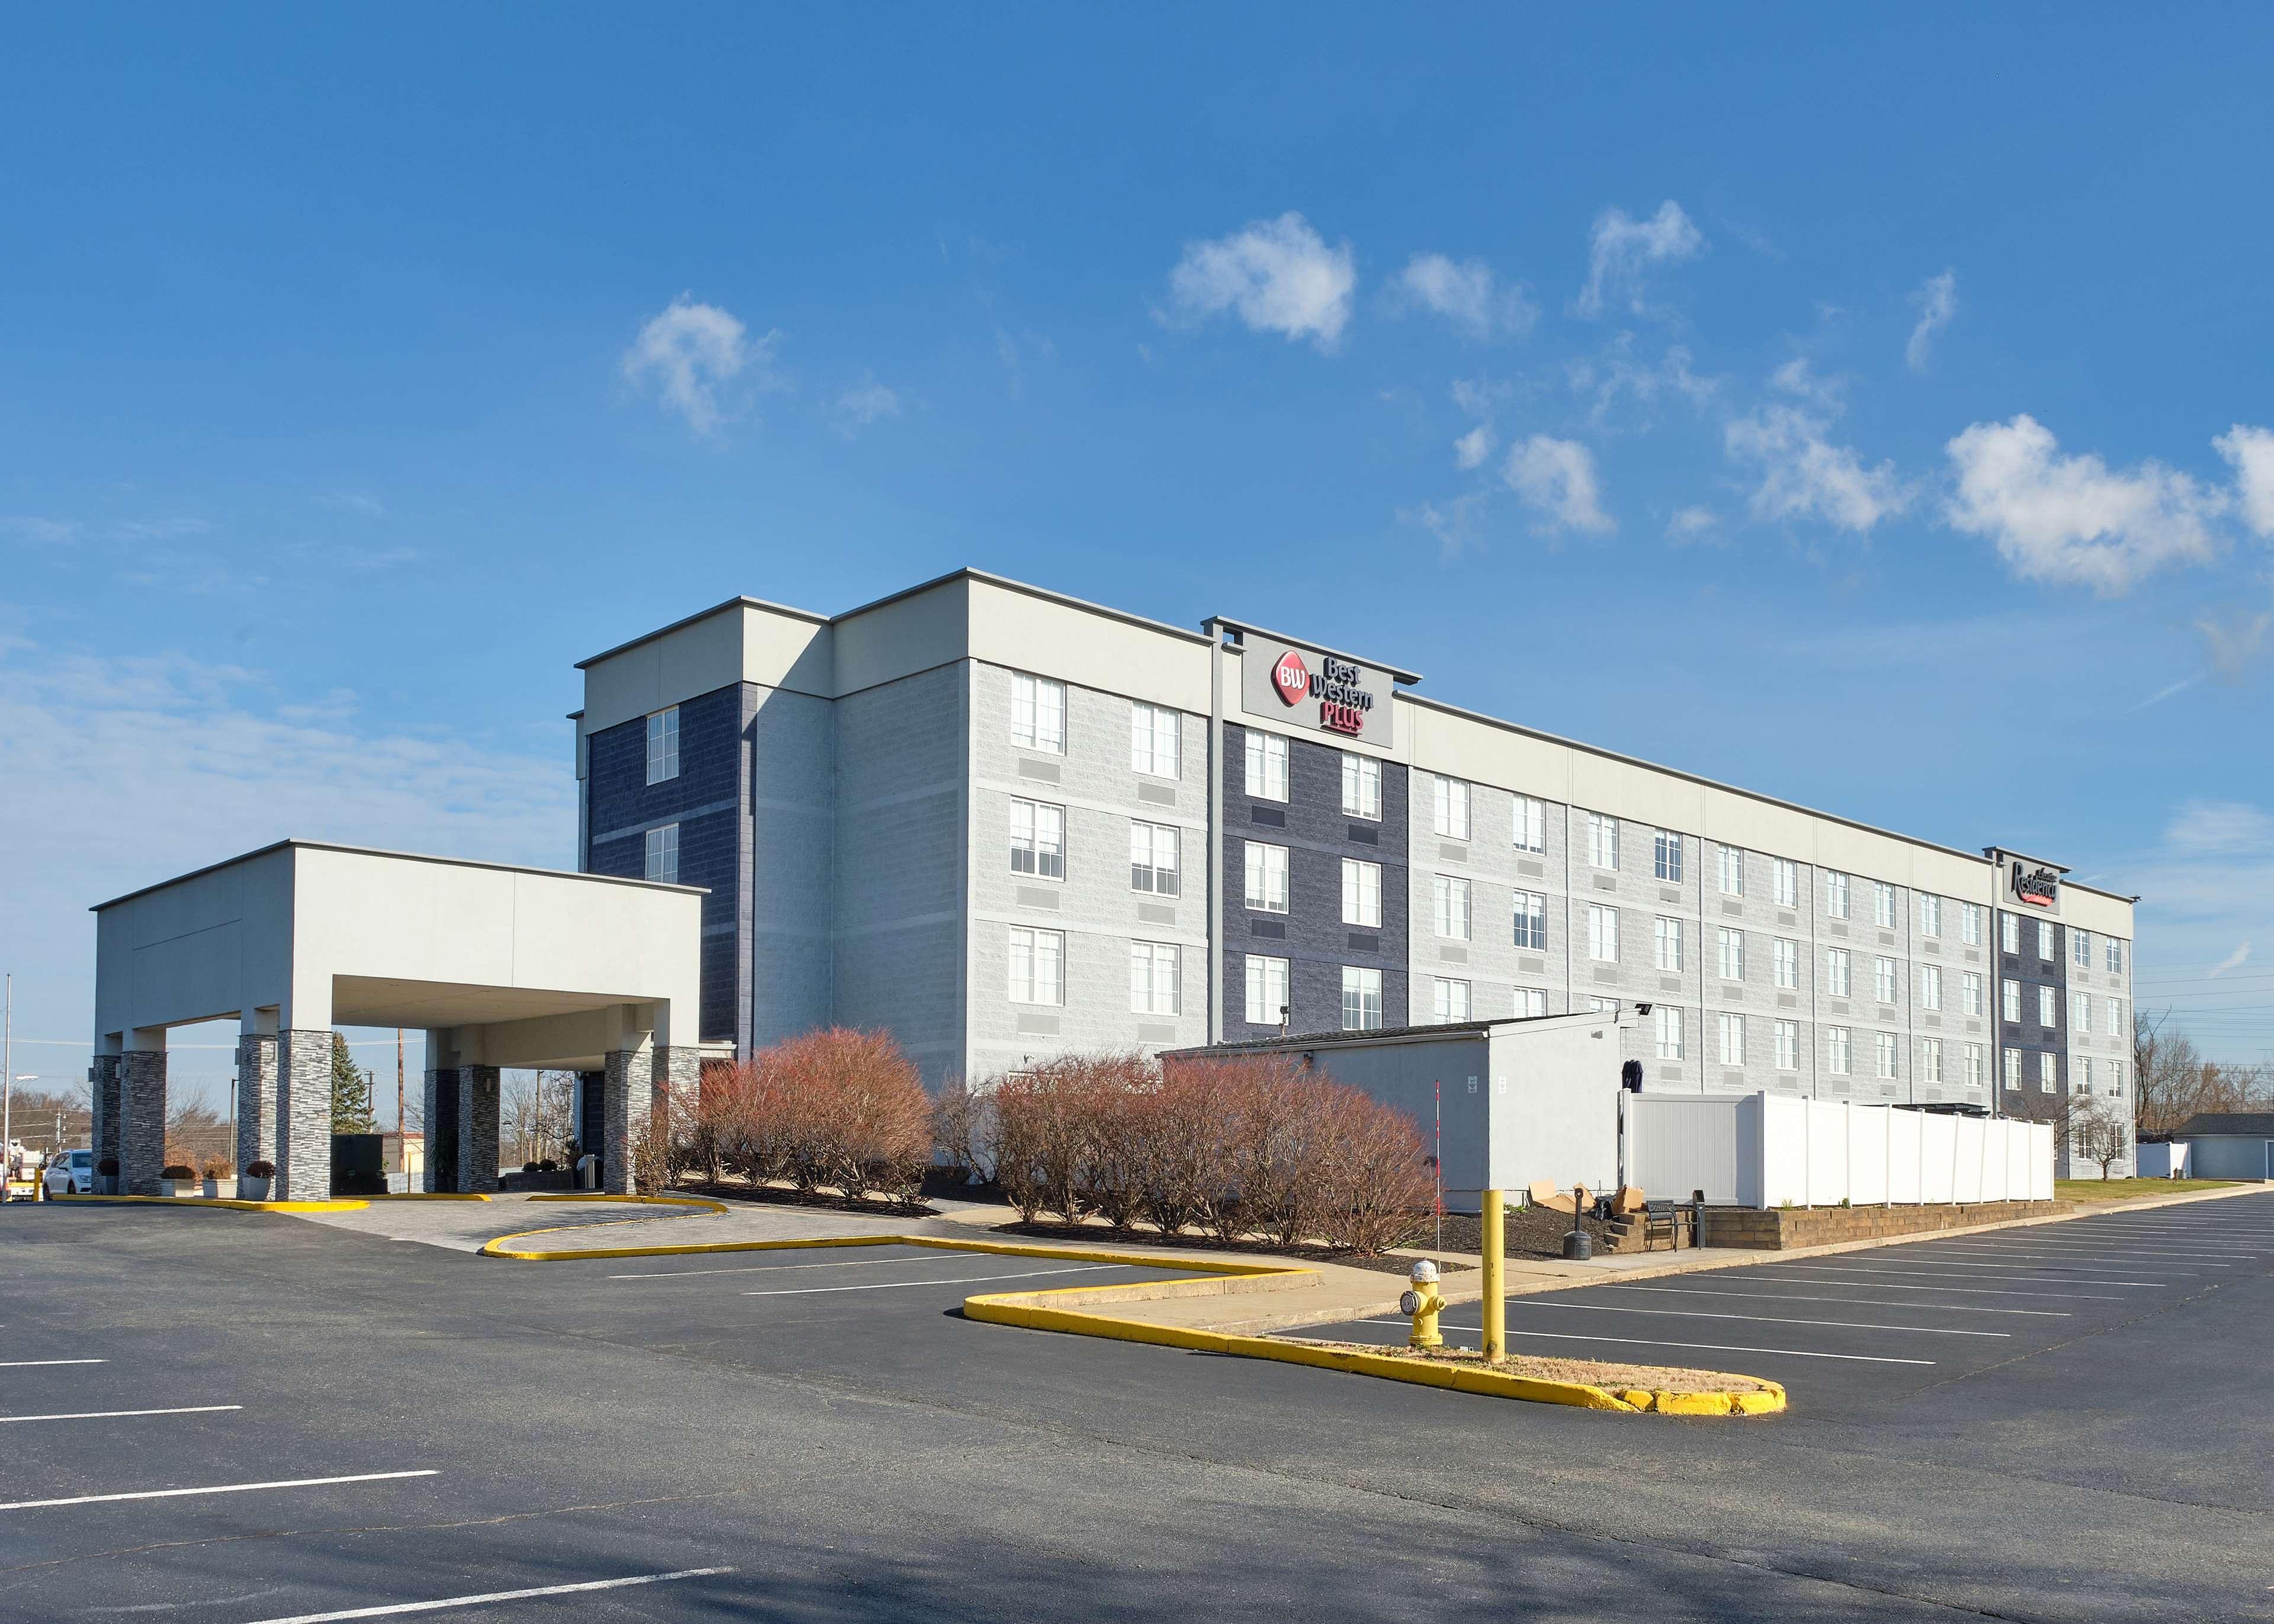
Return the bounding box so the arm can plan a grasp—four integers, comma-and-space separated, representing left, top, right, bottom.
422, 1069, 459, 1192
235, 1033, 279, 1185
601, 1042, 654, 1195
89, 1055, 122, 1190
456, 1066, 501, 1193
574, 1071, 605, 1189
119, 1050, 168, 1196
275, 1030, 335, 1202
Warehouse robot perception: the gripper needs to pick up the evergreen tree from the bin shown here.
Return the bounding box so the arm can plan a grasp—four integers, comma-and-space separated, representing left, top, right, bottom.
331, 1034, 377, 1132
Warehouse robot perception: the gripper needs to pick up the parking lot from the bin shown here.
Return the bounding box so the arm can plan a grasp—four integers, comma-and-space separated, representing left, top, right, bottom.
1287, 1195, 2274, 1407
4, 1194, 2272, 1622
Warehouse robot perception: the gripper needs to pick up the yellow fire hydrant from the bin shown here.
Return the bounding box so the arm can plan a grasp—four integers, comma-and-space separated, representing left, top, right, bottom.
1400, 1258, 1444, 1350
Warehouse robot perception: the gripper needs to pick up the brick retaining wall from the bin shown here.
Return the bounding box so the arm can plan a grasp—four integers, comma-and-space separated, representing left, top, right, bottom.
1701, 1199, 2059, 1249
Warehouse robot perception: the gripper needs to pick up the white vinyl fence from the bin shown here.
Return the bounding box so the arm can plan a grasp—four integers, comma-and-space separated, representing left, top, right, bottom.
1627, 1093, 2054, 1209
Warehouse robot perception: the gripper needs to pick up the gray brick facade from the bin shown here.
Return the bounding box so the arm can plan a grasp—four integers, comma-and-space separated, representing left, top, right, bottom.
275, 1029, 334, 1202
119, 1049, 166, 1196
602, 1042, 654, 1194
456, 1065, 501, 1193
89, 1054, 121, 1186
235, 1033, 278, 1181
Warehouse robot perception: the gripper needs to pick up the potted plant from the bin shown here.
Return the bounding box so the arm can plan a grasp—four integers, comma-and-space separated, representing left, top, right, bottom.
202, 1158, 236, 1201
242, 1160, 275, 1201
96, 1156, 119, 1196
160, 1163, 197, 1197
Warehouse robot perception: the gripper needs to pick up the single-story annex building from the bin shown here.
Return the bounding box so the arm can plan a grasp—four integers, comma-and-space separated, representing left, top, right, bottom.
2169, 1113, 2274, 1182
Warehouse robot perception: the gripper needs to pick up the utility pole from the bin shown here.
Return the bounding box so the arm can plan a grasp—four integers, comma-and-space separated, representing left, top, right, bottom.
396, 1029, 406, 1134
4, 973, 13, 1196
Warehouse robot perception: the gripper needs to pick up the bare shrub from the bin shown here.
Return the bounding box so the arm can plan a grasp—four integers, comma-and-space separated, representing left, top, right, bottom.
1310, 1085, 1433, 1255
732, 1029, 932, 1206
931, 1080, 993, 1184
1137, 1064, 1225, 1238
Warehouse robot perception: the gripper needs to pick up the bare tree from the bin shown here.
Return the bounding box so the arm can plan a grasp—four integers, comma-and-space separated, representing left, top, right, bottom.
2134, 1009, 2274, 1138
2069, 1095, 2129, 1180
500, 1070, 575, 1167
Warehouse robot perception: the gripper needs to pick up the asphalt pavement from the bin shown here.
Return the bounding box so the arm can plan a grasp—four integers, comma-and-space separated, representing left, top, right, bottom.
2, 1193, 2270, 1623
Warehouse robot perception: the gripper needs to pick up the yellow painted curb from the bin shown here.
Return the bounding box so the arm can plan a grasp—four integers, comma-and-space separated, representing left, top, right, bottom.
366, 1192, 493, 1202
476, 1217, 1781, 1416
50, 1193, 370, 1214
525, 1193, 730, 1212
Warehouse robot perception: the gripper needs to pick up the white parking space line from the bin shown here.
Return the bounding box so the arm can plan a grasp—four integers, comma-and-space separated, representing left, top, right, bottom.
743, 1264, 1121, 1297
610, 1254, 961, 1280
1598, 1285, 2069, 1317
0, 1469, 437, 1513
1766, 1270, 2124, 1299
1507, 1301, 2009, 1337
239, 1566, 735, 1623
1814, 1263, 2166, 1286
0, 1359, 105, 1369
0, 1405, 242, 1423
1915, 1246, 2234, 1266
1490, 1329, 1936, 1366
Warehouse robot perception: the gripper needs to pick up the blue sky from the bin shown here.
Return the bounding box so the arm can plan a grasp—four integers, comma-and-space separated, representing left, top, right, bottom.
5, 5, 2273, 1099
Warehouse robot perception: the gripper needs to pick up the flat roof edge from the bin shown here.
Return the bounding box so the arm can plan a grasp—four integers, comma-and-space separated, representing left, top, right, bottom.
92, 840, 708, 912
1207, 616, 1425, 684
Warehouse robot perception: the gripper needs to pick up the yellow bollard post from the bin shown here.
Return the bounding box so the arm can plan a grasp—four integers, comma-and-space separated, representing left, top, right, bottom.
1480, 1187, 1505, 1363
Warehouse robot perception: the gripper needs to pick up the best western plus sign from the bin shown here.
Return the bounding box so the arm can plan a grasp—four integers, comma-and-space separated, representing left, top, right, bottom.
1271, 648, 1374, 737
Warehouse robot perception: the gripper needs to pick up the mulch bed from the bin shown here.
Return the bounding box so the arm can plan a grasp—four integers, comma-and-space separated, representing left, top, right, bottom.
1281, 1340, 1776, 1394
1432, 1205, 1624, 1261
986, 1220, 1474, 1276
673, 1177, 935, 1218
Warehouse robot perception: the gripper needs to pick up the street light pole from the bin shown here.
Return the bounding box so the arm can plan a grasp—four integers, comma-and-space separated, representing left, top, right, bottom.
4, 973, 13, 1196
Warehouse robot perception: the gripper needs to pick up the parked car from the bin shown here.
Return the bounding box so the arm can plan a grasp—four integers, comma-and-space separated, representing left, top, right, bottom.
45, 1149, 94, 1197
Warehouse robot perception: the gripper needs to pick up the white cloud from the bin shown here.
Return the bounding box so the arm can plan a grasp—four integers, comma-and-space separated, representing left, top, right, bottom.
2198, 595, 2274, 681
1726, 402, 1908, 534
2214, 423, 2274, 537
622, 296, 782, 434
1568, 338, 1718, 426
1577, 201, 1705, 319
1504, 435, 1613, 535
1665, 505, 1718, 542
1391, 253, 1535, 341
1164, 212, 1356, 351
832, 374, 903, 438
1943, 415, 2225, 594
113, 517, 215, 542
1398, 492, 1489, 559
2166, 799, 2274, 854
1452, 424, 1496, 470
1, 516, 80, 544
1449, 378, 1509, 420
1905, 270, 1958, 372
2208, 941, 2252, 980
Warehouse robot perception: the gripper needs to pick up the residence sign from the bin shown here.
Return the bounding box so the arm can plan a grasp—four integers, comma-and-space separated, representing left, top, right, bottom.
1239, 638, 1396, 748
1990, 848, 2064, 914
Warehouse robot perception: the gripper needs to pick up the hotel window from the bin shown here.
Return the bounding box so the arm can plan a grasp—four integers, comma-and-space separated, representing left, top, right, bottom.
2037, 920, 2055, 961
1773, 938, 1798, 990
1919, 894, 1942, 938
1824, 871, 1850, 919
1011, 673, 1066, 754
1008, 926, 1063, 1005
1432, 977, 1471, 1023
643, 822, 679, 884
1244, 955, 1289, 1028
1587, 903, 1619, 962
1874, 881, 1897, 929
1962, 971, 1984, 1017
1961, 902, 1983, 946
1654, 916, 1683, 972
1342, 859, 1383, 928
2110, 1060, 2126, 1096
1512, 794, 1545, 853
1587, 997, 1619, 1014
1874, 956, 1897, 1004
2003, 1047, 2021, 1089
1129, 942, 1181, 1016
2073, 991, 2090, 1031
1130, 821, 1180, 896
2038, 986, 2057, 1028
1717, 843, 1744, 897
1433, 874, 1470, 939
1587, 813, 1619, 870
1774, 1019, 1799, 1071
1244, 730, 1288, 801
1654, 827, 1683, 883
1244, 841, 1289, 913
2072, 929, 2092, 968
1922, 1036, 1943, 1084
1876, 1032, 1897, 1079
1130, 702, 1180, 778
1965, 1042, 1985, 1089
2107, 999, 2122, 1037
2002, 978, 2020, 1022
1009, 799, 1067, 881
2076, 1057, 2094, 1096
1717, 927, 1746, 983
2038, 1051, 2056, 1092
644, 706, 679, 785
1827, 948, 1852, 998
1772, 857, 1798, 908
1513, 890, 1548, 951
1341, 967, 1384, 1032
1717, 1012, 1746, 1066
1654, 1005, 1684, 1058
1433, 775, 1472, 840
1516, 987, 1549, 1019
2000, 911, 2019, 954
1340, 753, 1381, 819
1920, 964, 1943, 1012
1828, 1026, 1853, 1075
2106, 938, 2125, 974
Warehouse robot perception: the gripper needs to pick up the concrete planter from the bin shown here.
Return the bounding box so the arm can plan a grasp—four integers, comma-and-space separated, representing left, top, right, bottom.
161, 1179, 191, 1198
202, 1177, 238, 1200
238, 1175, 271, 1202
95, 1174, 118, 1196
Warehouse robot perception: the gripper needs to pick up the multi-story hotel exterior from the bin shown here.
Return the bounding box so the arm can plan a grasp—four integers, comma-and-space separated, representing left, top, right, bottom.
572, 569, 2137, 1173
